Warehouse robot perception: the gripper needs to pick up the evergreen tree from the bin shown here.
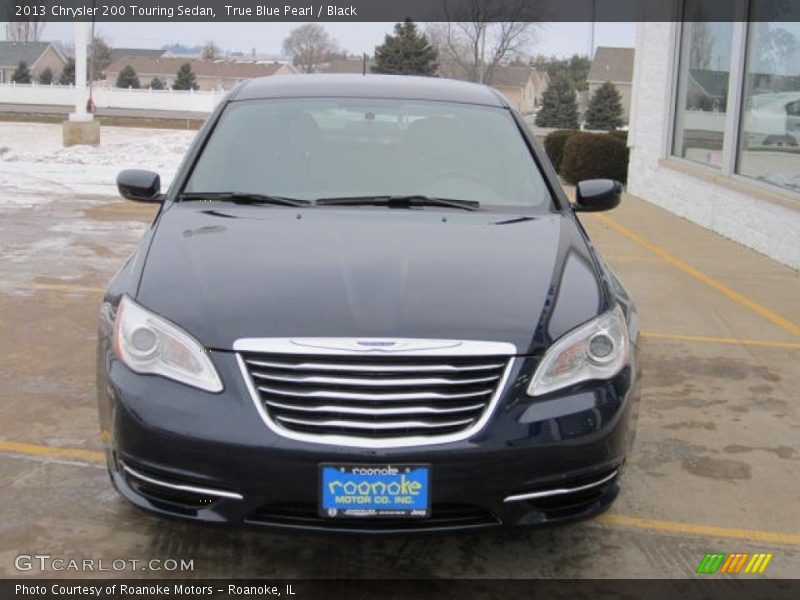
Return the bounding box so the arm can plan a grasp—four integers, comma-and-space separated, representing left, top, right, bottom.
584, 81, 624, 130
531, 54, 591, 92
172, 63, 198, 90
11, 61, 32, 84
116, 64, 141, 89
149, 77, 165, 90
372, 18, 438, 76
59, 58, 76, 85
38, 67, 54, 85
535, 75, 579, 129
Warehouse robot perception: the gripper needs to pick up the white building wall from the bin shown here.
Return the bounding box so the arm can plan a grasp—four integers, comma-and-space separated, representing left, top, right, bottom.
628, 22, 800, 270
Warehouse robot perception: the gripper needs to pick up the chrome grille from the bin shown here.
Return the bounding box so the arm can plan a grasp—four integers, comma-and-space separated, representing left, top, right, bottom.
237, 343, 514, 447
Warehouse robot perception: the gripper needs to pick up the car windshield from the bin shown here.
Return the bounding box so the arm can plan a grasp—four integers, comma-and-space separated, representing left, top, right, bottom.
184, 97, 553, 211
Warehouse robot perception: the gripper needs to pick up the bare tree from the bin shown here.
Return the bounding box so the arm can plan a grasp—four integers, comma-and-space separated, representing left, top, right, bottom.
6, 19, 45, 42
282, 24, 339, 74
429, 0, 541, 84
688, 22, 715, 70
90, 35, 113, 79
201, 40, 221, 60
756, 25, 797, 80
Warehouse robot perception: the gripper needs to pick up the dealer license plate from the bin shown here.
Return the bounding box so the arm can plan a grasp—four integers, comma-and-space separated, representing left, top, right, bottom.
320, 464, 430, 519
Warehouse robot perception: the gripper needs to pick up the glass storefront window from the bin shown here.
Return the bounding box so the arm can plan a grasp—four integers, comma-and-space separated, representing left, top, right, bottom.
737, 21, 800, 194
672, 17, 734, 168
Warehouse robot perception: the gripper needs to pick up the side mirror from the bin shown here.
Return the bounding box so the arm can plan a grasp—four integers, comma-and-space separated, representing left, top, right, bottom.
573, 179, 623, 212
117, 169, 163, 203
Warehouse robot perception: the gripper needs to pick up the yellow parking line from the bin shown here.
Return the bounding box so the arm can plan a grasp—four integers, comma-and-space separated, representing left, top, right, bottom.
593, 213, 800, 339
641, 331, 800, 350
0, 279, 106, 294
598, 514, 800, 547
603, 254, 667, 264
1, 440, 798, 546
93, 207, 156, 215
0, 440, 105, 463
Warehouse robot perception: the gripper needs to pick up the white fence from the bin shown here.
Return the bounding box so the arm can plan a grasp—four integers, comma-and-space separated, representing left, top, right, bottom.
0, 83, 226, 114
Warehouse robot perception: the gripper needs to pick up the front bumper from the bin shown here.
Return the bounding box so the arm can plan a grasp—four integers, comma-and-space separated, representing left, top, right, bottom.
97, 348, 639, 534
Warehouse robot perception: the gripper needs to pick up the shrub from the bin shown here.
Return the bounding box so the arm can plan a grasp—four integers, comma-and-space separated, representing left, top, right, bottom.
38, 67, 54, 84
116, 64, 140, 89
607, 129, 628, 143
560, 132, 629, 185
59, 58, 76, 85
11, 61, 31, 84
543, 129, 579, 173
172, 63, 198, 90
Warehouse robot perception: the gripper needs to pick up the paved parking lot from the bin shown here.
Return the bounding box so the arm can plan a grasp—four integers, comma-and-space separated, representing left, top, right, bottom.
0, 128, 798, 578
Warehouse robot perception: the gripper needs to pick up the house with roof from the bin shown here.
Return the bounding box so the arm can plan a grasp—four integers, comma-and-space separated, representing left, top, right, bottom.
229, 51, 292, 64
439, 63, 548, 114
108, 47, 166, 65
587, 47, 635, 121
0, 41, 67, 84
105, 56, 297, 91
321, 57, 374, 75
490, 65, 549, 114
686, 69, 730, 112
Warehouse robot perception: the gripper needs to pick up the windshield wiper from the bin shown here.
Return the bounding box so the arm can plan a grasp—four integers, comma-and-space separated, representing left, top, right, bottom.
179, 192, 311, 207
315, 195, 480, 211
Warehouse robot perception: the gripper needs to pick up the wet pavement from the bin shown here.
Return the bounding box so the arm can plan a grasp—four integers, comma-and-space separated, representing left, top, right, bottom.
0, 156, 798, 578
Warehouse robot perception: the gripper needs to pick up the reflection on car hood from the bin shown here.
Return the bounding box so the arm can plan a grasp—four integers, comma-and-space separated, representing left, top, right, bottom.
135, 203, 603, 353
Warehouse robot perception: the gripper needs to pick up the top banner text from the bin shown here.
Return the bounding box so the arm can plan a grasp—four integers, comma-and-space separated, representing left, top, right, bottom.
4, 0, 800, 23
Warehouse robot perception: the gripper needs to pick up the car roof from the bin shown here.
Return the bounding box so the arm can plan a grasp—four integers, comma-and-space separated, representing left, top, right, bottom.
232, 74, 507, 107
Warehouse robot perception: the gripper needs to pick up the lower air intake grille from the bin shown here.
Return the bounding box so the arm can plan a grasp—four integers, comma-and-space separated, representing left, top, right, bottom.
239, 349, 512, 444
247, 502, 498, 531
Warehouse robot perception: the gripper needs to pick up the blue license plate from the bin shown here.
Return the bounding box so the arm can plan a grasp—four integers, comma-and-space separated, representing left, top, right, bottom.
320, 464, 430, 518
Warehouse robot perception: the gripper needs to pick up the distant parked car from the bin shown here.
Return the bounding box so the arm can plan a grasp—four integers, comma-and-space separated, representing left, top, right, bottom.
98, 74, 640, 534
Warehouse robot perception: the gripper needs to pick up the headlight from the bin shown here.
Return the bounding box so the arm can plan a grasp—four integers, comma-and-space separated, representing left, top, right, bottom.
112, 295, 223, 393
527, 305, 629, 397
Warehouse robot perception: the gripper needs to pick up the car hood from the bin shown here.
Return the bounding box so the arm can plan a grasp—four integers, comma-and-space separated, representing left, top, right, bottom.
136, 203, 604, 354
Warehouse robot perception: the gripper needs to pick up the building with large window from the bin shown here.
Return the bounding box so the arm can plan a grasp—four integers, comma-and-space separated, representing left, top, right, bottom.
628, 2, 799, 269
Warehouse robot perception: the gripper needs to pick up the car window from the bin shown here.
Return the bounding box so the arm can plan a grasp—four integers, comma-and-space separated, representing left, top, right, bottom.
185, 97, 553, 210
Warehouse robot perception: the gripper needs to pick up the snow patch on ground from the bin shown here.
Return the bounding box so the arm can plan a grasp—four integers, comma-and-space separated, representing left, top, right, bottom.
0, 131, 193, 173
0, 123, 195, 202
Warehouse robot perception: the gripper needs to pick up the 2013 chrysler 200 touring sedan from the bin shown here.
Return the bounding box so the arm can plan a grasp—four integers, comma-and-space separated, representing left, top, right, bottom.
97, 75, 640, 533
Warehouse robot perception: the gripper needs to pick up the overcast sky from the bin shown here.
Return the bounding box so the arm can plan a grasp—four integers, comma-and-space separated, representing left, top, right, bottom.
35, 21, 635, 58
